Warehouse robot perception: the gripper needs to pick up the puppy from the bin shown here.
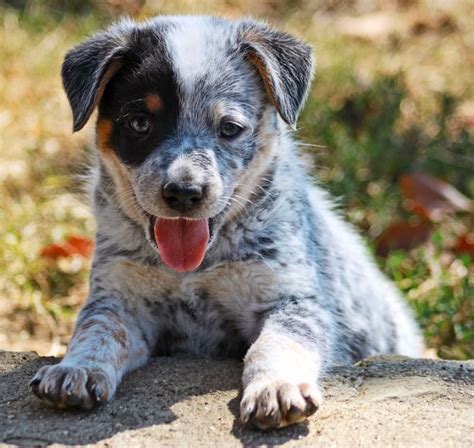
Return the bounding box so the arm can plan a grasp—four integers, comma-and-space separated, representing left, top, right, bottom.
31, 16, 422, 429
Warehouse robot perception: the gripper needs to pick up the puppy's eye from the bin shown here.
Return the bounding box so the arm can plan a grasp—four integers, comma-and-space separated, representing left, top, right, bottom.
128, 116, 151, 134
220, 121, 243, 139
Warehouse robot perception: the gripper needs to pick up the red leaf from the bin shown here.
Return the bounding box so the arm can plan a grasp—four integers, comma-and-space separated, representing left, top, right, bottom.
376, 221, 432, 256
453, 233, 474, 258
65, 235, 94, 257
40, 244, 72, 259
400, 173, 472, 222
40, 235, 94, 260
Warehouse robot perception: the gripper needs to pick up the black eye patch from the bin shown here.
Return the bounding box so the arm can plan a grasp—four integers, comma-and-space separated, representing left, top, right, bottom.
98, 64, 180, 166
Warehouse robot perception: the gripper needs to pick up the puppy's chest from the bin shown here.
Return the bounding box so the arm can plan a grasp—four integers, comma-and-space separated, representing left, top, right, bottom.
145, 293, 250, 358
110, 257, 315, 356
139, 262, 285, 357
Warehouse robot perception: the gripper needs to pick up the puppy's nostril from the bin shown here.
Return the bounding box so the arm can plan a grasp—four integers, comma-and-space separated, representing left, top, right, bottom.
162, 182, 204, 212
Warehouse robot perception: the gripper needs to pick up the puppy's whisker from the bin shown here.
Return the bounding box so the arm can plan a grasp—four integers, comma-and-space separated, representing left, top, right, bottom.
298, 143, 326, 149
232, 193, 255, 206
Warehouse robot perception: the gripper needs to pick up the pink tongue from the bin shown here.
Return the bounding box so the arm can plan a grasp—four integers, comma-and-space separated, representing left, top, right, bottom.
154, 218, 209, 272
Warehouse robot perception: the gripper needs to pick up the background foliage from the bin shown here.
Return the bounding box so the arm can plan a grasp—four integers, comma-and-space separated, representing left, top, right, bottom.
0, 0, 472, 359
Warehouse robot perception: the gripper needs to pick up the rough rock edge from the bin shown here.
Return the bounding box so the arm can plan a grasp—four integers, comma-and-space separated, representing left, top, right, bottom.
0, 350, 473, 447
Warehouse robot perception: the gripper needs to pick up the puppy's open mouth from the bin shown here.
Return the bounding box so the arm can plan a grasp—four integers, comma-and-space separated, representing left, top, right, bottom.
148, 216, 213, 273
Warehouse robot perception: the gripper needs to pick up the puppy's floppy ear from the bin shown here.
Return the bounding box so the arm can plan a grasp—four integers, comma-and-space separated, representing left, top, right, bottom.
62, 28, 129, 132
237, 20, 314, 126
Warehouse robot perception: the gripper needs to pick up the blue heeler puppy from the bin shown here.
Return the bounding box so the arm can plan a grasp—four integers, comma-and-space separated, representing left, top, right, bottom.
30, 16, 423, 429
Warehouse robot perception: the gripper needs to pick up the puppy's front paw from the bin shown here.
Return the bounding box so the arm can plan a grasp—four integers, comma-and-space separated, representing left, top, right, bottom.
30, 364, 116, 410
240, 379, 320, 429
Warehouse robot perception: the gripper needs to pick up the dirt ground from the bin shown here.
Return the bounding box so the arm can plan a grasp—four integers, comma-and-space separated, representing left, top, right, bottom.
0, 351, 473, 447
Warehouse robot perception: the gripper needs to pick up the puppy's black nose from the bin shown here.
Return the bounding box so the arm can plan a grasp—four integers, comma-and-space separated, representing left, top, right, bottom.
162, 183, 204, 212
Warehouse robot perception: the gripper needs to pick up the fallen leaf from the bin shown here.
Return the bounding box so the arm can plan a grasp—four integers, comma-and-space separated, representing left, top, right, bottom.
410, 12, 457, 36
65, 235, 94, 257
453, 233, 474, 258
40, 235, 94, 260
40, 244, 71, 259
400, 173, 473, 222
376, 221, 432, 257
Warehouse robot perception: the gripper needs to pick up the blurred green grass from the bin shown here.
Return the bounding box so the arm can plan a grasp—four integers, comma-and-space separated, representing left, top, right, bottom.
0, 0, 472, 358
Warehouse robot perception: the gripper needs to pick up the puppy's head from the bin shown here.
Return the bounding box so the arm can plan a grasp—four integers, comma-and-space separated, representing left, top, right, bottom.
63, 16, 313, 272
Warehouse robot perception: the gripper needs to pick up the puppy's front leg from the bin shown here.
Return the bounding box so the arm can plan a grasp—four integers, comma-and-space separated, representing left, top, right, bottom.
30, 293, 154, 410
241, 299, 331, 429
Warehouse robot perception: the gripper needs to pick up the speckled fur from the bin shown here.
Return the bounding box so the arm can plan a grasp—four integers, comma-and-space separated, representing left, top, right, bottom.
31, 16, 423, 428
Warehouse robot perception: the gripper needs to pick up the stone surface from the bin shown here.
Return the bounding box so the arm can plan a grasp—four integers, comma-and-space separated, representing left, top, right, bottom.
0, 350, 473, 447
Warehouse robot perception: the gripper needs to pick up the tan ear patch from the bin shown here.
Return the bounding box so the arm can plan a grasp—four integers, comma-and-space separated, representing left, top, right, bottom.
96, 118, 113, 154
74, 58, 122, 132
245, 51, 279, 113
145, 94, 162, 113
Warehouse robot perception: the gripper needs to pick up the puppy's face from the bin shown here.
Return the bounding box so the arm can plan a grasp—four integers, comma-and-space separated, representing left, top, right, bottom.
63, 17, 313, 272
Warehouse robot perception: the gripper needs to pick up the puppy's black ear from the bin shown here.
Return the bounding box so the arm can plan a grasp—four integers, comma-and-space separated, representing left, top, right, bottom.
238, 21, 314, 126
62, 28, 129, 132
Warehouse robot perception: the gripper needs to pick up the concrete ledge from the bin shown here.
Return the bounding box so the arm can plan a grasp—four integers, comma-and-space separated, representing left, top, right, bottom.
0, 350, 473, 447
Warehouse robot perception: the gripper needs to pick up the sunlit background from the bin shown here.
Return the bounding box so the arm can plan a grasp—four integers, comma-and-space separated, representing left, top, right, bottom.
0, 0, 472, 359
